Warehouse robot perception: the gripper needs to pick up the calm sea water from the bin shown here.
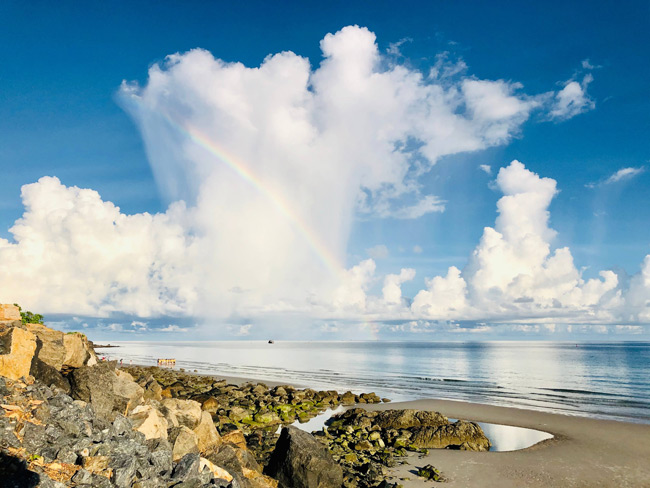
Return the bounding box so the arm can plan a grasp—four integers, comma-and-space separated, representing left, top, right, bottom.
103, 341, 650, 424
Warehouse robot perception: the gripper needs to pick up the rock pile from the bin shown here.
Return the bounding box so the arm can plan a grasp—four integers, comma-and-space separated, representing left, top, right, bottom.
123, 366, 385, 466
0, 317, 280, 488
1, 309, 491, 487
0, 376, 235, 487
312, 408, 490, 487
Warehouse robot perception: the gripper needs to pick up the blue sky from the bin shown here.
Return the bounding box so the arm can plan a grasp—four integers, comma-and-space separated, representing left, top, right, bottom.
0, 1, 649, 340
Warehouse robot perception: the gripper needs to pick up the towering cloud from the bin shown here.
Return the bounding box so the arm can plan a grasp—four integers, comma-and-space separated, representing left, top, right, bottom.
411, 161, 622, 323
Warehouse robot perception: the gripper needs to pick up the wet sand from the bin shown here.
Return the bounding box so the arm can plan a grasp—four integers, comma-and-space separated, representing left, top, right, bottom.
364, 399, 650, 488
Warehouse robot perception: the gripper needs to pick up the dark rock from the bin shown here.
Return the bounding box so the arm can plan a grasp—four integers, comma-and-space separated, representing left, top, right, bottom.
374, 409, 448, 429
69, 361, 144, 420
89, 473, 113, 488
208, 443, 260, 475
0, 377, 8, 397
172, 478, 204, 488
265, 426, 343, 488
150, 448, 173, 473
21, 421, 48, 453
29, 356, 71, 393
112, 455, 138, 488
56, 446, 78, 464
172, 452, 201, 481
72, 468, 94, 484
417, 463, 443, 481
111, 414, 133, 437
410, 420, 490, 451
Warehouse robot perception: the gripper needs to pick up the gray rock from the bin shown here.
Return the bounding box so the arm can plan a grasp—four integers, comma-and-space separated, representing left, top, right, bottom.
72, 468, 94, 484
265, 426, 343, 488
111, 414, 133, 437
21, 421, 47, 453
150, 448, 173, 473
89, 473, 113, 488
56, 446, 78, 464
172, 452, 201, 481
172, 478, 204, 488
69, 361, 144, 421
112, 455, 138, 488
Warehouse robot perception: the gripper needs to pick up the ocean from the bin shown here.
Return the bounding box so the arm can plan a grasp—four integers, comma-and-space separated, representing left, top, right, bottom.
103, 341, 650, 424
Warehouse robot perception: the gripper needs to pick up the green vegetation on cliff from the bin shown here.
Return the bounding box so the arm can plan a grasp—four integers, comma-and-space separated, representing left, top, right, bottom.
13, 303, 44, 325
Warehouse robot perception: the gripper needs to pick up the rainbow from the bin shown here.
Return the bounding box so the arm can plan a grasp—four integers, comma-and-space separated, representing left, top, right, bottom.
126, 96, 344, 277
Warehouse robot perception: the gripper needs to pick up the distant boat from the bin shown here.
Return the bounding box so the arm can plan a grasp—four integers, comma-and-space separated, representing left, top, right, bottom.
268, 340, 274, 344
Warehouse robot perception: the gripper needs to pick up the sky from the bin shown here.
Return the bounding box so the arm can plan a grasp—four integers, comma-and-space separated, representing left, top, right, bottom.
0, 1, 649, 340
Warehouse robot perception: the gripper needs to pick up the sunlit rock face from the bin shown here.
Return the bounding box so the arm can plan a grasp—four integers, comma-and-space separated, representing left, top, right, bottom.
0, 325, 36, 380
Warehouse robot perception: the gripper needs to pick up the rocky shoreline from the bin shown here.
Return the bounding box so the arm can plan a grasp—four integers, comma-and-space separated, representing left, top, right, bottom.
1, 305, 492, 487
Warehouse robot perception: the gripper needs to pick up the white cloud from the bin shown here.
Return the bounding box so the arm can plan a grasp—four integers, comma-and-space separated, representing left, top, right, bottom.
2, 27, 644, 336
131, 320, 148, 331
366, 244, 389, 259
413, 245, 423, 254
479, 164, 492, 175
581, 59, 601, 70
2, 26, 552, 320
409, 160, 629, 323
0, 177, 198, 317
386, 37, 412, 56
332, 259, 376, 312
549, 74, 595, 121
605, 166, 645, 184
387, 195, 446, 219
235, 324, 252, 336
586, 166, 645, 188
382, 268, 416, 304
160, 324, 189, 332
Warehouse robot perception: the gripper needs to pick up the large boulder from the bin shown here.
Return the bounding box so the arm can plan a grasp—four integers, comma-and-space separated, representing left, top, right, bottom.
0, 325, 36, 380
29, 356, 71, 393
265, 426, 343, 488
69, 361, 144, 420
63, 332, 98, 369
129, 404, 169, 440
200, 457, 233, 482
208, 443, 273, 488
0, 304, 21, 324
193, 411, 222, 455
374, 409, 448, 429
410, 420, 491, 451
171, 425, 199, 462
25, 323, 66, 370
161, 398, 203, 429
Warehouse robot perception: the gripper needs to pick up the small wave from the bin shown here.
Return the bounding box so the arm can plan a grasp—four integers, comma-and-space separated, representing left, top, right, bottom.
540, 387, 615, 396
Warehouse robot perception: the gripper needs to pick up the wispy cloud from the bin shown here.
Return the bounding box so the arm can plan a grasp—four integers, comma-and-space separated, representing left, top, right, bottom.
605, 166, 645, 184
479, 164, 492, 175
366, 244, 389, 260
586, 166, 645, 188
386, 37, 412, 56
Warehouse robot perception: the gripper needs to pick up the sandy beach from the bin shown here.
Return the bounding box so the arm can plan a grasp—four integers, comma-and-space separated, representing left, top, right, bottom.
363, 399, 650, 487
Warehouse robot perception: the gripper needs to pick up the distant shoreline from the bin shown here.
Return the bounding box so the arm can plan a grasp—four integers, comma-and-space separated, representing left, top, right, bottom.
92, 343, 120, 348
